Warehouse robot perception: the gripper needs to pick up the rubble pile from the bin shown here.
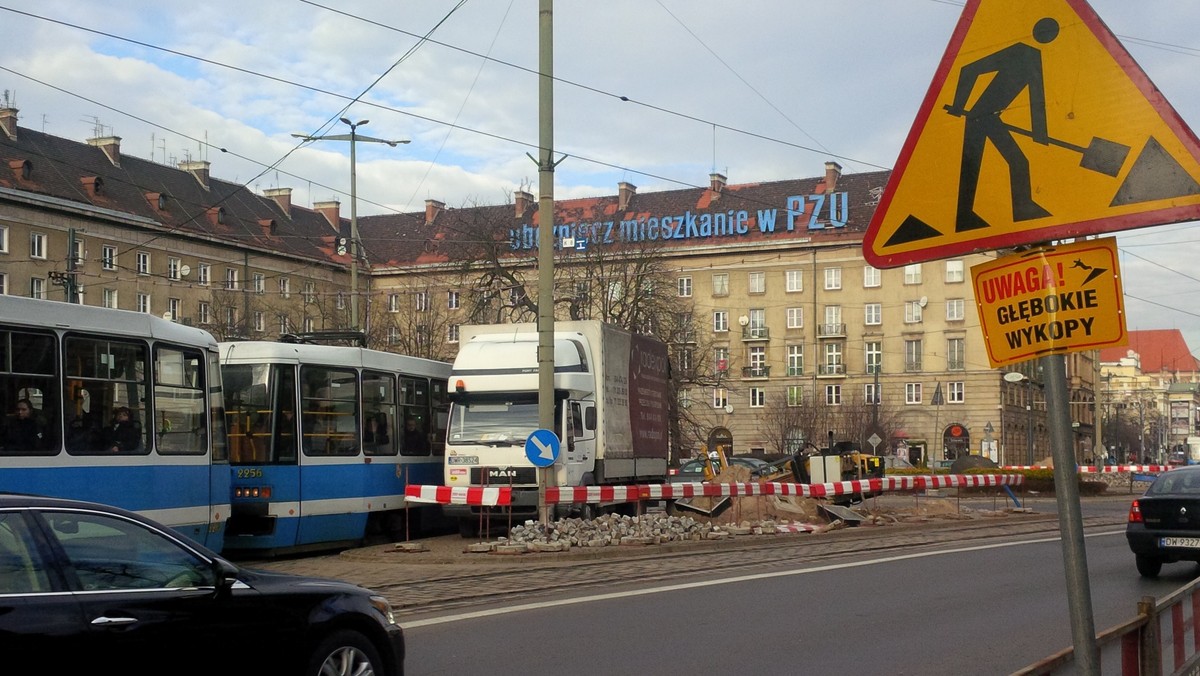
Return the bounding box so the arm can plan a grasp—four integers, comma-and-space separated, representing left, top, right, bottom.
500, 513, 816, 550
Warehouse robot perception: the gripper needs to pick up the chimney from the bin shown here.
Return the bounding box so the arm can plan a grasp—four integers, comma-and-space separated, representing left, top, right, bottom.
87, 136, 122, 167
824, 161, 842, 192
0, 108, 16, 140
425, 199, 444, 226
314, 200, 341, 229
263, 187, 292, 217
618, 182, 637, 211
514, 190, 534, 218
179, 160, 210, 189
80, 176, 103, 198
709, 172, 727, 197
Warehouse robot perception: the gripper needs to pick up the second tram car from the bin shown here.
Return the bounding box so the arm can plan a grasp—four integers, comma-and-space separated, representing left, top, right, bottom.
219, 340, 450, 551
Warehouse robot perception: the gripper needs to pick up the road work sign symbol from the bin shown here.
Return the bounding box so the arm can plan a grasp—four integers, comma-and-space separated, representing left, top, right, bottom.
971, 237, 1126, 368
525, 428, 560, 468
864, 0, 1200, 268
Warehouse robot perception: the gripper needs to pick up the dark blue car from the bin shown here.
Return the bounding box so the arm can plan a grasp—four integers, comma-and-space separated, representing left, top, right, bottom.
0, 493, 403, 675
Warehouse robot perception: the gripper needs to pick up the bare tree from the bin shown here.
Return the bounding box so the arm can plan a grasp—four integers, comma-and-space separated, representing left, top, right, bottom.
364, 283, 456, 362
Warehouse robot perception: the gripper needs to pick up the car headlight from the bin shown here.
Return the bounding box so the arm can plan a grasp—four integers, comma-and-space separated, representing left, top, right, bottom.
369, 595, 396, 625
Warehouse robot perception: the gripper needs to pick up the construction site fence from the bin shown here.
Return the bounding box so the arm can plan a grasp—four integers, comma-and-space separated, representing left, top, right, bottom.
1016, 575, 1200, 676
1001, 465, 1171, 474
404, 473, 1026, 507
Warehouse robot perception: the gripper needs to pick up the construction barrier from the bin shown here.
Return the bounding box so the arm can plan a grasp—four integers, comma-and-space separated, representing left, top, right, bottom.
1002, 465, 1170, 473
406, 473, 1025, 507
1017, 575, 1200, 675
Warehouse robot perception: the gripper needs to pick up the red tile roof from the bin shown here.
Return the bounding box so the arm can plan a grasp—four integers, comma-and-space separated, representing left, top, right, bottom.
1099, 329, 1199, 373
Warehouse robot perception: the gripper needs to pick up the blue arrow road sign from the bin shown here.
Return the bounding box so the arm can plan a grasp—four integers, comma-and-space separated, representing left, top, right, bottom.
525, 429, 560, 468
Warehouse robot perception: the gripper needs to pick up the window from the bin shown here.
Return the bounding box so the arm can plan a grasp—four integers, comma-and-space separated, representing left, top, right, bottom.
946, 260, 965, 283
712, 388, 728, 409
712, 273, 729, 296
253, 311, 264, 332
676, 347, 694, 374
225, 268, 238, 290
0, 225, 7, 253
866, 341, 882, 374
947, 338, 966, 371
300, 281, 314, 303
824, 267, 841, 290
197, 263, 210, 286
787, 345, 804, 376
948, 381, 965, 403
786, 307, 803, 329
167, 297, 180, 320
865, 383, 881, 404
713, 311, 729, 333
416, 291, 429, 312
387, 326, 399, 345
448, 325, 460, 343
136, 251, 150, 275
748, 346, 766, 376
102, 245, 116, 270
30, 232, 46, 259
253, 273, 265, 295
905, 301, 923, 323
279, 277, 291, 298
103, 288, 118, 309
824, 342, 843, 374
946, 298, 965, 321
448, 290, 460, 309
905, 339, 923, 372
198, 302, 211, 325
863, 265, 881, 288
748, 308, 766, 333
748, 271, 765, 294
387, 294, 400, 313
906, 383, 923, 404
336, 292, 346, 310
0, 272, 6, 294
225, 307, 236, 327
714, 347, 729, 374
904, 264, 922, 284
30, 278, 46, 300
72, 238, 85, 266
303, 317, 315, 333
750, 387, 765, 408
865, 303, 881, 326
825, 385, 842, 405
678, 276, 692, 297
137, 293, 150, 314
787, 385, 804, 407
785, 269, 803, 292
278, 314, 289, 334
168, 257, 181, 281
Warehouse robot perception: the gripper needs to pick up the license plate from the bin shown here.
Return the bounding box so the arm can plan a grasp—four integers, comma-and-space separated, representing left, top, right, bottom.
448, 456, 478, 465
1160, 537, 1200, 548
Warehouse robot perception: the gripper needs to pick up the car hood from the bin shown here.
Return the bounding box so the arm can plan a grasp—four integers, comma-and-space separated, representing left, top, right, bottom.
235, 567, 370, 595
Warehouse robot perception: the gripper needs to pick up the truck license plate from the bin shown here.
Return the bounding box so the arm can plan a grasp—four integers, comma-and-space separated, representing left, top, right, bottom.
1160, 537, 1200, 548
448, 456, 478, 465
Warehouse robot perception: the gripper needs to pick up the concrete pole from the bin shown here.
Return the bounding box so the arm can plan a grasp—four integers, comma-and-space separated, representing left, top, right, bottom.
348, 124, 360, 332
536, 0, 556, 525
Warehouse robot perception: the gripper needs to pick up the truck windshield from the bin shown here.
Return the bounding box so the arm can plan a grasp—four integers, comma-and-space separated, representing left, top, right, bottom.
447, 400, 539, 445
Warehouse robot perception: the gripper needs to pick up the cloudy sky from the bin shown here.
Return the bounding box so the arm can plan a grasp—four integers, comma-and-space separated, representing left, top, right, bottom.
3, 0, 1200, 357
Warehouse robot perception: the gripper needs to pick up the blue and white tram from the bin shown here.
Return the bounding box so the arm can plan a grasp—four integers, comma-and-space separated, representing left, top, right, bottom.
219, 341, 450, 551
0, 297, 230, 550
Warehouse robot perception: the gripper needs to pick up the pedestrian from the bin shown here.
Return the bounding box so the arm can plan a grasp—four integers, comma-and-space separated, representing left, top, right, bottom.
102, 406, 142, 453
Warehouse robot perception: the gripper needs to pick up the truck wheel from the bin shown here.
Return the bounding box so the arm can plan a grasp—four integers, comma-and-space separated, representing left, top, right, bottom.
458, 518, 479, 539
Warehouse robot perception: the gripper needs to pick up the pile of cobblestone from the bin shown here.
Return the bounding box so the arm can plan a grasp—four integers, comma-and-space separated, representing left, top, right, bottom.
484, 513, 816, 553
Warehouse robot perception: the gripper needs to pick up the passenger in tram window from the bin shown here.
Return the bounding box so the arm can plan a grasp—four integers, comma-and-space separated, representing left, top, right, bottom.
101, 406, 142, 453
364, 412, 390, 451
3, 398, 45, 451
403, 418, 429, 455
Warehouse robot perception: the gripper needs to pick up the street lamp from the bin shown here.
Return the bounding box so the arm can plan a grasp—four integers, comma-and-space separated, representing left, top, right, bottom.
292, 119, 410, 333
1003, 371, 1035, 466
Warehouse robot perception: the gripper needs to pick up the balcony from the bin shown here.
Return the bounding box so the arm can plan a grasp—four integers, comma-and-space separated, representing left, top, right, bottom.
817, 364, 846, 377
818, 323, 846, 338
741, 326, 769, 341
741, 366, 770, 379
905, 359, 923, 372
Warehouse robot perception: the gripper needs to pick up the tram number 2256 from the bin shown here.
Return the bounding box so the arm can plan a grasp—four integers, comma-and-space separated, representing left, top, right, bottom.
236, 468, 265, 479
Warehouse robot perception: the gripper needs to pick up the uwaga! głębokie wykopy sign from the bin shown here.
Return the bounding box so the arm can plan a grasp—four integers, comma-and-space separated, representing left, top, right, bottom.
970, 237, 1126, 368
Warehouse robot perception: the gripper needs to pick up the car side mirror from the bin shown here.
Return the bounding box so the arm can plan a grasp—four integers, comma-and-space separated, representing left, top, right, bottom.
213, 558, 239, 597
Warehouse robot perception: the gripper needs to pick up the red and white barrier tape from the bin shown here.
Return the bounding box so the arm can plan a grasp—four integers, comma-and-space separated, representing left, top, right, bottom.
1002, 464, 1169, 473
404, 485, 511, 506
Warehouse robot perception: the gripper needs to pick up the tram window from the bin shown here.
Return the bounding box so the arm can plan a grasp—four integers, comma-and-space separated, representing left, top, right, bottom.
430, 379, 449, 457
64, 336, 148, 455
1, 330, 59, 455
208, 354, 228, 463
362, 370, 397, 456
300, 367, 358, 456
153, 347, 206, 456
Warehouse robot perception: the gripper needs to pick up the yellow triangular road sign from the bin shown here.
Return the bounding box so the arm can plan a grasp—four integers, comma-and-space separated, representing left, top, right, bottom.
865, 0, 1200, 268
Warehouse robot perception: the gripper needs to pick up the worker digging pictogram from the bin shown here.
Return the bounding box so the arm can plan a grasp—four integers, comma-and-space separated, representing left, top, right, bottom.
864, 0, 1200, 269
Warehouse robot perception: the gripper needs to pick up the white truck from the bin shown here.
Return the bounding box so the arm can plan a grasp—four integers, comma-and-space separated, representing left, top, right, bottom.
442, 322, 671, 531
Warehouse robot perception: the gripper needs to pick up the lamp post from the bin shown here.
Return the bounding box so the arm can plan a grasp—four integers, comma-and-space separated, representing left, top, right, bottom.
292, 119, 409, 333
1004, 371, 1035, 465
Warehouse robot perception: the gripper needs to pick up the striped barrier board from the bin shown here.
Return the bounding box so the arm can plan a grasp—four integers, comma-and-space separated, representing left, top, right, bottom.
1003, 465, 1170, 473
404, 474, 1025, 506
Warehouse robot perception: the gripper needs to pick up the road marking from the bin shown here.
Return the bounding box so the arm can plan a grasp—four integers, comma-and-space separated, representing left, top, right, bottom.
402, 529, 1124, 629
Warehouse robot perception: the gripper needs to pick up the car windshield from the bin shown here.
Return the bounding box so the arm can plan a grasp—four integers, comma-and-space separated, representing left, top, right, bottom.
1147, 471, 1200, 495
